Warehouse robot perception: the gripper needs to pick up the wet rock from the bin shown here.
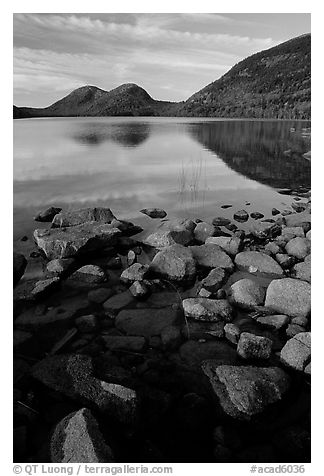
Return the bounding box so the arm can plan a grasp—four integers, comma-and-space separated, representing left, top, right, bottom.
291, 316, 308, 327
275, 253, 296, 269
291, 261, 311, 283
202, 363, 290, 420
161, 325, 182, 350
225, 223, 238, 232
233, 210, 249, 222
31, 277, 61, 299
215, 289, 227, 299
103, 291, 134, 312
212, 217, 231, 227
34, 223, 121, 259
194, 222, 216, 243
144, 218, 195, 248
71, 265, 107, 284
285, 237, 311, 259
129, 280, 149, 298
224, 323, 240, 344
127, 250, 136, 266
115, 308, 179, 338
264, 242, 281, 255
304, 362, 311, 375
205, 236, 242, 256
291, 202, 307, 213
149, 244, 196, 282
282, 226, 305, 238
256, 314, 289, 330
50, 408, 114, 463
13, 252, 27, 286
46, 258, 74, 276
190, 244, 234, 272
198, 288, 212, 298
120, 263, 149, 283
272, 208, 280, 216
306, 230, 311, 240
179, 340, 237, 368
102, 335, 146, 352
140, 208, 167, 219
75, 314, 98, 333
250, 222, 281, 239
32, 354, 138, 424
182, 320, 225, 340
235, 251, 284, 277
265, 278, 311, 318
220, 205, 232, 209
110, 219, 143, 237
228, 279, 265, 309
237, 332, 272, 360
34, 206, 62, 222
182, 298, 233, 322
285, 211, 311, 228
199, 267, 226, 293
250, 212, 264, 220
88, 287, 114, 304
286, 324, 306, 338
106, 256, 122, 269
52, 207, 116, 227
280, 332, 311, 371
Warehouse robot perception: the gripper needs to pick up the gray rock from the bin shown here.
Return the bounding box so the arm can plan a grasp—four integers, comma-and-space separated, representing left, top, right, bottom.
250, 222, 281, 239
198, 288, 212, 298
228, 279, 265, 309
275, 253, 296, 269
129, 280, 149, 298
265, 278, 311, 318
115, 308, 179, 338
291, 316, 308, 327
182, 298, 233, 322
120, 263, 149, 283
233, 210, 249, 222
32, 354, 138, 423
75, 314, 98, 332
31, 277, 61, 299
306, 230, 311, 240
205, 236, 242, 256
199, 267, 226, 293
291, 261, 311, 283
264, 242, 281, 255
285, 237, 311, 259
127, 250, 136, 266
140, 208, 167, 219
284, 211, 311, 228
144, 218, 195, 248
250, 212, 264, 220
46, 258, 74, 276
190, 244, 234, 272
50, 408, 114, 463
102, 335, 146, 352
71, 265, 107, 284
34, 206, 62, 222
149, 244, 196, 281
237, 332, 272, 360
304, 362, 311, 375
286, 324, 306, 338
280, 332, 311, 371
224, 323, 240, 344
256, 314, 289, 330
235, 251, 284, 277
34, 223, 121, 259
13, 252, 27, 286
272, 208, 280, 216
212, 217, 231, 227
194, 222, 216, 243
281, 226, 305, 238
103, 291, 134, 312
52, 207, 116, 227
202, 363, 290, 420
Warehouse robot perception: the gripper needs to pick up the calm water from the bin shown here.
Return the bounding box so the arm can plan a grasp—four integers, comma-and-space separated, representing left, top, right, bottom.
13, 117, 311, 246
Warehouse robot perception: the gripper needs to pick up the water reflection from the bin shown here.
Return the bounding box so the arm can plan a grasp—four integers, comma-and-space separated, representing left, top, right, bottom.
72, 122, 151, 148
189, 120, 311, 190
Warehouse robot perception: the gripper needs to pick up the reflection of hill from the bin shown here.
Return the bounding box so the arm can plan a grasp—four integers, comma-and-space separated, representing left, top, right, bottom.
189, 120, 311, 189
72, 122, 151, 148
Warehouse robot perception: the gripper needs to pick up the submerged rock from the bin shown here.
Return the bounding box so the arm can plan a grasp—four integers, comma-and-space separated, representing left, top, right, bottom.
202, 363, 290, 420
250, 212, 264, 220
13, 252, 27, 286
190, 244, 234, 272
280, 332, 311, 371
34, 206, 62, 223
265, 278, 311, 318
235, 251, 284, 277
33, 223, 121, 259
212, 217, 231, 227
149, 244, 196, 281
182, 298, 233, 322
51, 408, 114, 463
52, 207, 116, 227
237, 332, 272, 360
228, 279, 265, 309
233, 210, 249, 222
115, 308, 179, 338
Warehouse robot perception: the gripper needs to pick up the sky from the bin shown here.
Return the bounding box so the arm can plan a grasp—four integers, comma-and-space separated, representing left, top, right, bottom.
13, 13, 311, 107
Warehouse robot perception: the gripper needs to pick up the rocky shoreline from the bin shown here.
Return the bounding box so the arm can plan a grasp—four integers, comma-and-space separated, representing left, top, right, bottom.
13, 196, 311, 463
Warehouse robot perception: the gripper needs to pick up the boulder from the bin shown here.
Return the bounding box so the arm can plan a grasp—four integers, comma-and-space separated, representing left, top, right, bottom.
306, 230, 311, 240
110, 219, 143, 237
256, 314, 289, 330
71, 265, 107, 284
52, 207, 116, 227
281, 227, 305, 238
205, 236, 242, 256
30, 277, 61, 299
264, 242, 281, 255
233, 210, 249, 222
32, 354, 138, 424
284, 211, 311, 228
212, 217, 231, 227
50, 408, 114, 463
272, 208, 280, 216
140, 208, 167, 219
202, 363, 290, 420
286, 324, 306, 339
265, 278, 311, 318
149, 244, 196, 281
228, 279, 265, 309
120, 263, 149, 283
46, 258, 74, 276
189, 244, 234, 272
250, 222, 281, 240
194, 222, 216, 243
199, 267, 226, 293
237, 332, 272, 360
182, 298, 233, 322
33, 223, 121, 259
224, 323, 240, 344
144, 218, 195, 248
280, 332, 311, 371
291, 261, 311, 283
129, 281, 149, 298
13, 252, 27, 286
75, 314, 98, 332
275, 253, 296, 269
250, 212, 264, 220
34, 206, 62, 222
235, 251, 284, 277
115, 308, 179, 338
285, 237, 311, 259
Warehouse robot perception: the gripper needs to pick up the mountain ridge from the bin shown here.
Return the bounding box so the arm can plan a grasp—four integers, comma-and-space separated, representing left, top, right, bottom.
14, 33, 311, 120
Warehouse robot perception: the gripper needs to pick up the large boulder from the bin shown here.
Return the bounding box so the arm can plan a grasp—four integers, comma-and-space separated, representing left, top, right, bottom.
265, 278, 311, 318
285, 237, 311, 259
115, 308, 179, 338
32, 354, 138, 424
189, 244, 234, 272
237, 332, 272, 360
182, 298, 233, 322
33, 223, 121, 259
234, 251, 284, 277
50, 408, 114, 462
149, 244, 196, 281
52, 207, 116, 227
13, 252, 27, 286
144, 218, 195, 248
205, 236, 242, 256
280, 332, 311, 371
228, 279, 265, 309
202, 363, 290, 420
